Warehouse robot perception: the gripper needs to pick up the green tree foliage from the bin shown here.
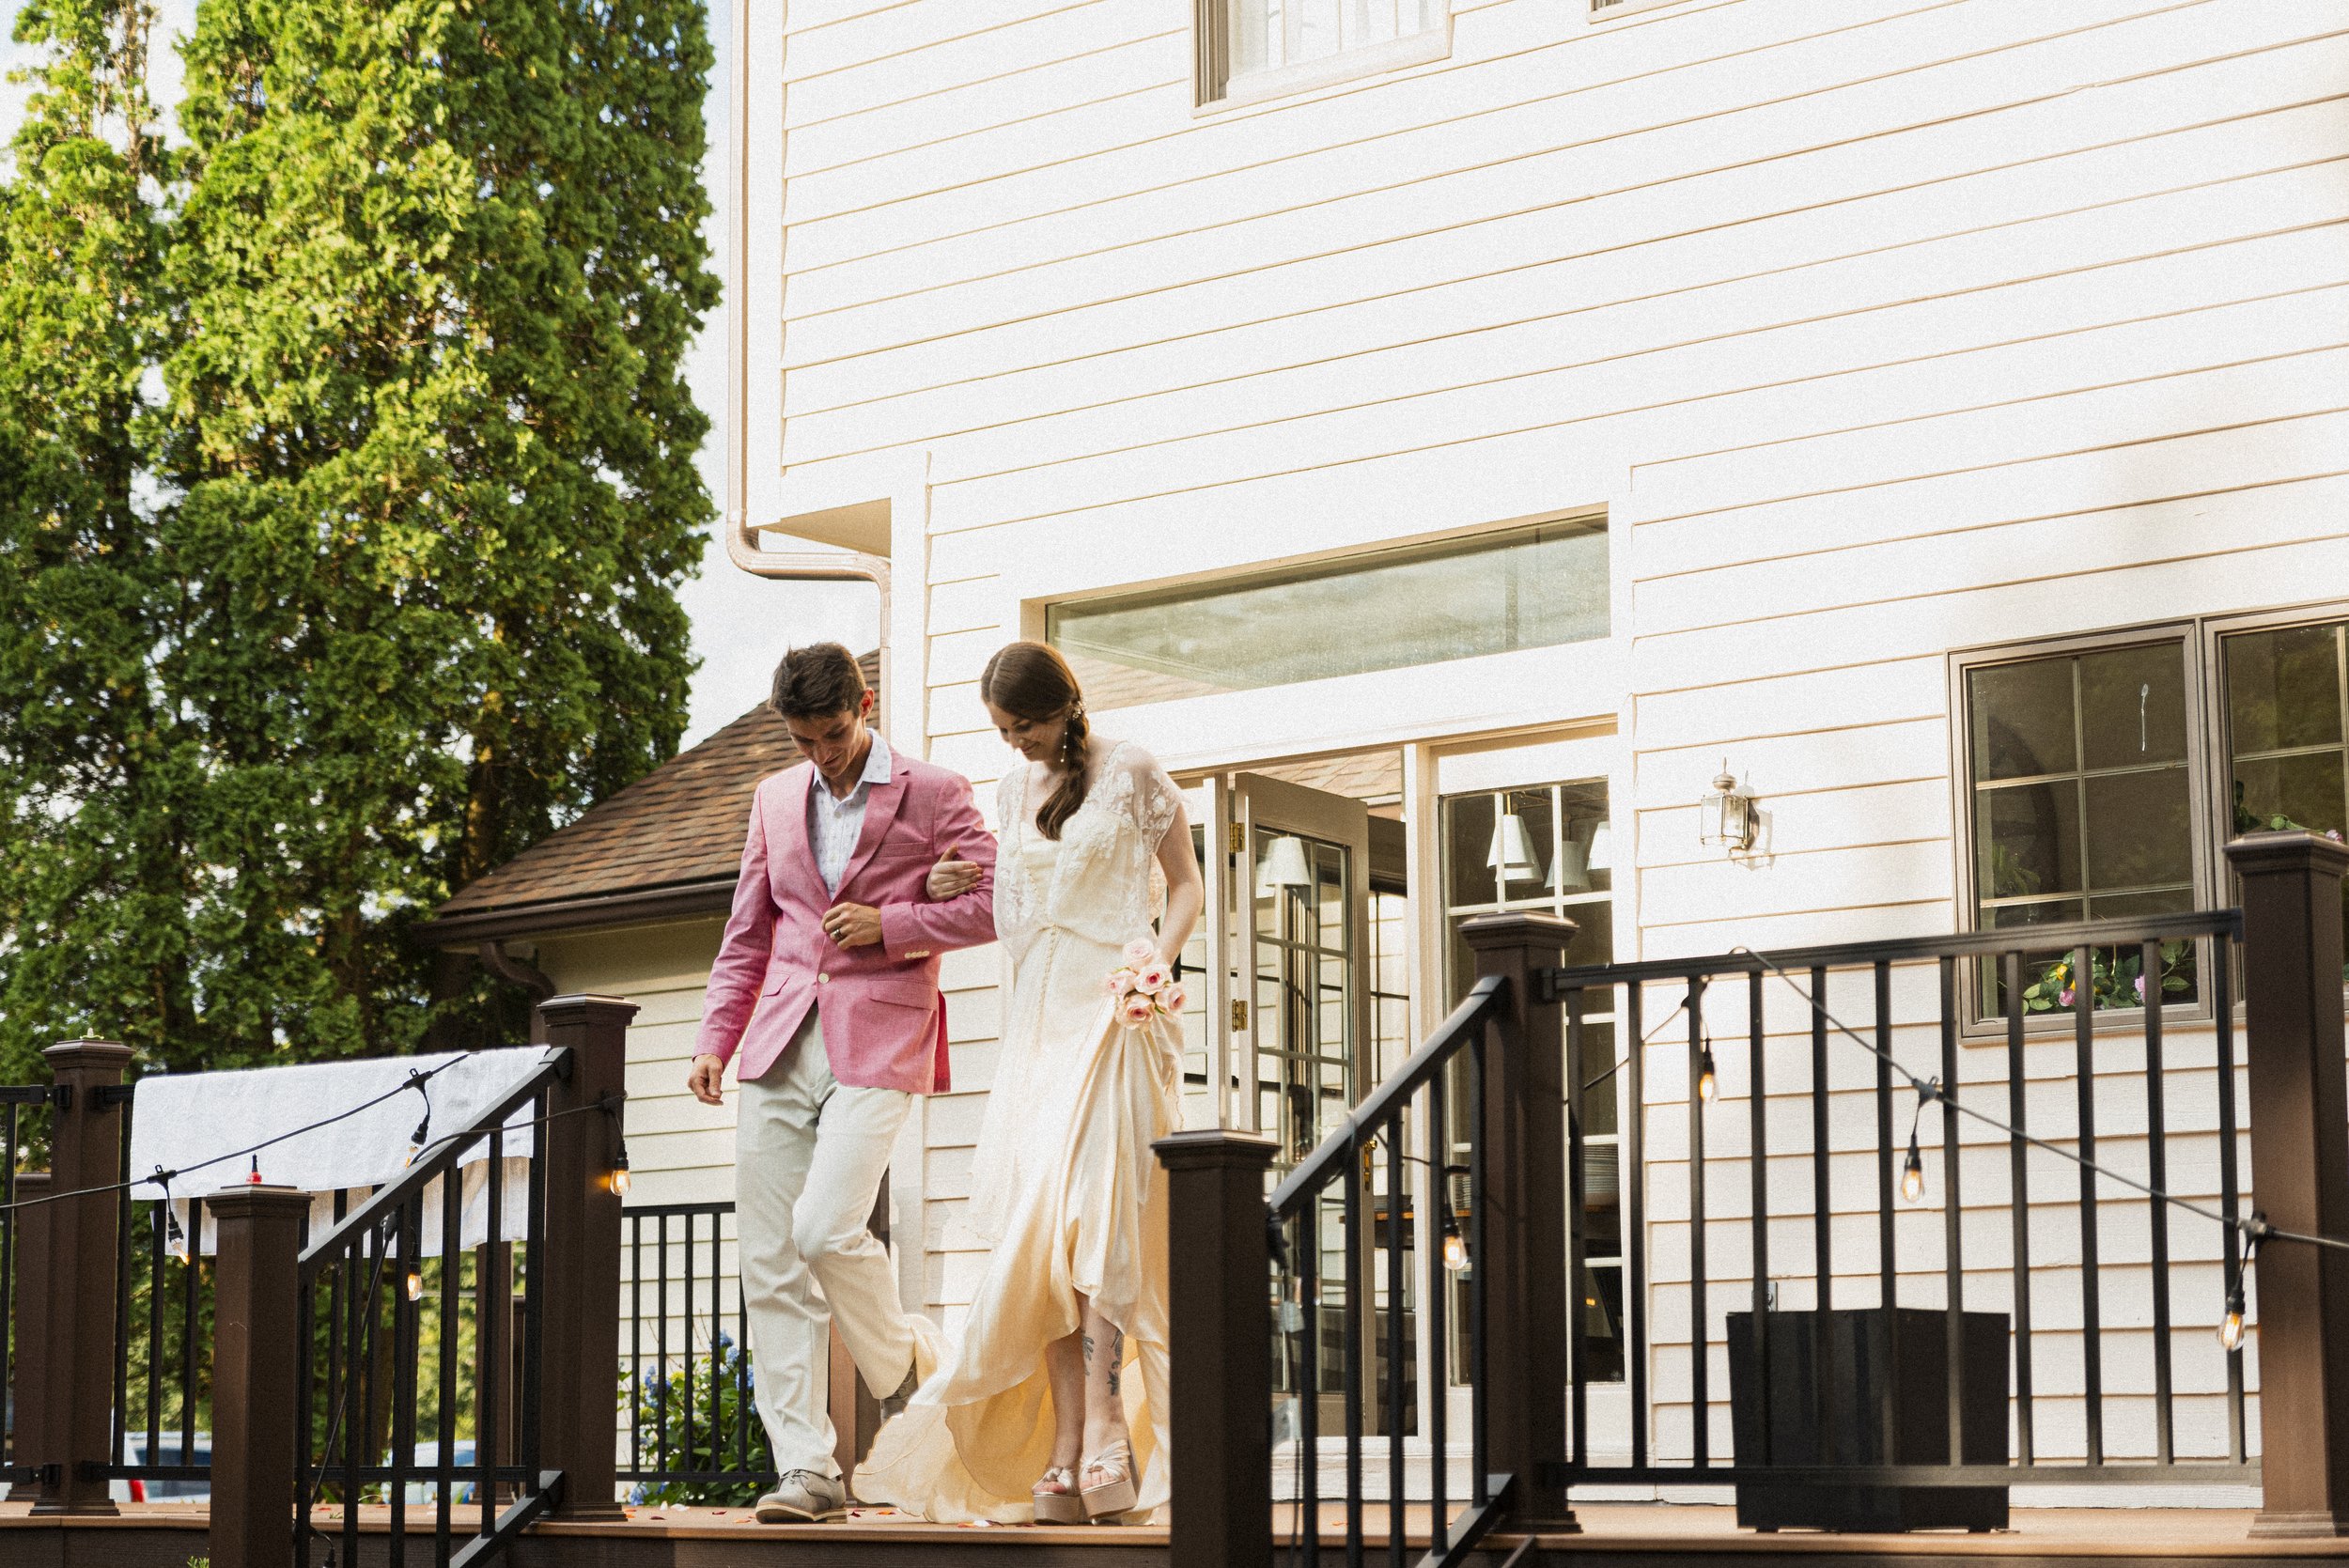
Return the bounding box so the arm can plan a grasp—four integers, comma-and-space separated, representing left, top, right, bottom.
0, 0, 716, 1079
0, 0, 205, 1075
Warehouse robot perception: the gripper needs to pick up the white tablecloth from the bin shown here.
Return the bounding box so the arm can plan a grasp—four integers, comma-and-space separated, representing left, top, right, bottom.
126, 1048, 552, 1256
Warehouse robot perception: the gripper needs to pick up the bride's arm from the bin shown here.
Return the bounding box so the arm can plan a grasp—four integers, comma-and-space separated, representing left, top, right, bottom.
1152, 796, 1203, 965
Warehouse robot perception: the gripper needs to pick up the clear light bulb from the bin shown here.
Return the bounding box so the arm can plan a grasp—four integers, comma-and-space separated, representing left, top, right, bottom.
405, 1267, 425, 1303
610, 1148, 633, 1198
1697, 1048, 1719, 1105
1900, 1138, 1926, 1205
164, 1213, 190, 1265
2218, 1306, 2246, 1353
1441, 1230, 1469, 1273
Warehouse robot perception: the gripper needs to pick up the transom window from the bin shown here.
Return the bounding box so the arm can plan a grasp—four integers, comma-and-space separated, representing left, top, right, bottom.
1047, 519, 1608, 708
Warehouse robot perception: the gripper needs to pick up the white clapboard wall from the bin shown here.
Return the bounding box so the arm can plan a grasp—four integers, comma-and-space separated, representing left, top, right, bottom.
745, 0, 2348, 1451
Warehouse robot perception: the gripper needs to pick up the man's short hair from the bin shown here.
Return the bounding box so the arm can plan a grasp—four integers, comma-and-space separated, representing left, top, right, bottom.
770, 644, 868, 722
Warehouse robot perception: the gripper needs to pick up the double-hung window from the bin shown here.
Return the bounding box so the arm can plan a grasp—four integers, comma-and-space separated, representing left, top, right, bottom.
1955, 604, 2349, 1022
2217, 611, 2349, 981
1953, 633, 2204, 1021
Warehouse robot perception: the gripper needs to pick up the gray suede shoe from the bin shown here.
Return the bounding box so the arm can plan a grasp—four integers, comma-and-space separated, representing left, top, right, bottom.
755, 1469, 848, 1523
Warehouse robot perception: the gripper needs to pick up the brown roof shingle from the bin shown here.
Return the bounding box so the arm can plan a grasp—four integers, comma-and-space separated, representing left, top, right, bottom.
424, 654, 874, 939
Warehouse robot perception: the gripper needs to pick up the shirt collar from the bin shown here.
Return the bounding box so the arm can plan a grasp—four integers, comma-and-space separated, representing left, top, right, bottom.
817, 730, 893, 804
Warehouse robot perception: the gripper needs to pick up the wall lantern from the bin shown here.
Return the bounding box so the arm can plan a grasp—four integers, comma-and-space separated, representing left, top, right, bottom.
1256, 834, 1314, 893
1699, 764, 1757, 853
1486, 813, 1546, 885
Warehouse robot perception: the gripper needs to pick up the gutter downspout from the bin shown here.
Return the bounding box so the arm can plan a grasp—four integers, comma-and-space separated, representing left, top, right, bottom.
722, 0, 893, 733
723, 524, 892, 739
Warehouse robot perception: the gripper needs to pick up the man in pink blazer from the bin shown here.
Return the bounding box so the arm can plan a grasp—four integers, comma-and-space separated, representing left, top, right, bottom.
687, 644, 996, 1522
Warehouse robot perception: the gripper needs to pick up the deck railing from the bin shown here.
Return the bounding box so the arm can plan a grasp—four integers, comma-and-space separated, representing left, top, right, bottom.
1158, 832, 2349, 1568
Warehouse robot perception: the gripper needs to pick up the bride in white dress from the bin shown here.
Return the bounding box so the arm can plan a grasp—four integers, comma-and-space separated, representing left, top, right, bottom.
853, 641, 1202, 1526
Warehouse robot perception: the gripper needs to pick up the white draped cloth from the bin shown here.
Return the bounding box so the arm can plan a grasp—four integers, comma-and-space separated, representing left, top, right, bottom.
855, 740, 1185, 1524
125, 1047, 548, 1256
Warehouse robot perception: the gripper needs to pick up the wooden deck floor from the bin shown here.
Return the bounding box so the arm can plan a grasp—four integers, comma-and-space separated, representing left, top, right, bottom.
4, 1500, 2344, 1566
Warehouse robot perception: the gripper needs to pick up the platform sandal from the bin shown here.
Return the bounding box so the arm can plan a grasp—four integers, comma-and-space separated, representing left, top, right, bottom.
1080, 1437, 1137, 1522
1033, 1465, 1086, 1525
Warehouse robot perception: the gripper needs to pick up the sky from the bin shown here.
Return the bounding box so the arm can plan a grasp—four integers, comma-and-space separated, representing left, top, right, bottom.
0, 0, 879, 747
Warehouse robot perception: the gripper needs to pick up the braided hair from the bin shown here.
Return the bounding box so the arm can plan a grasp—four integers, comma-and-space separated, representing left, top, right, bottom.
980, 642, 1091, 840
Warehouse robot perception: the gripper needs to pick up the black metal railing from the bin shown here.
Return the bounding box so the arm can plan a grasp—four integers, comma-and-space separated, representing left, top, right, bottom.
111, 1177, 216, 1498
1534, 908, 2258, 1495
619, 1201, 772, 1501
1266, 975, 1512, 1568
295, 1047, 567, 1565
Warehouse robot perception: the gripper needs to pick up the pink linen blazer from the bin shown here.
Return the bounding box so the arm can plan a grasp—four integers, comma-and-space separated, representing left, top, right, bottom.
694, 753, 997, 1094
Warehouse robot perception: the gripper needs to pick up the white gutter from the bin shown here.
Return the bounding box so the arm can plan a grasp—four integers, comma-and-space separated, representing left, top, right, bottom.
723, 522, 892, 732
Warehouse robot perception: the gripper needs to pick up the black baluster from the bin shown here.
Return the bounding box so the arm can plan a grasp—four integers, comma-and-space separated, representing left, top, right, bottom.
658, 1211, 670, 1476
521, 1093, 549, 1488
438, 1166, 461, 1564
1470, 1024, 1489, 1509
1300, 1196, 1321, 1568
181, 1197, 201, 1472
1810, 966, 1831, 1318
392, 1200, 419, 1568
1566, 988, 1590, 1472
1875, 963, 1896, 1463
1688, 979, 1708, 1469
684, 1207, 697, 1475
1625, 982, 1648, 1472
1427, 1071, 1449, 1556
2071, 945, 2102, 1466
148, 1192, 164, 1471
1384, 1114, 1405, 1568
2141, 939, 2175, 1467
1748, 970, 1770, 1466
2005, 952, 2035, 1467
2213, 946, 2246, 1463
481, 1131, 504, 1541
1939, 956, 1965, 1470
630, 1211, 643, 1483
1343, 1128, 1363, 1566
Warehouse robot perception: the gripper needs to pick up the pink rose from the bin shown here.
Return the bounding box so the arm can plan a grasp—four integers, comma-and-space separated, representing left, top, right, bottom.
2059, 986, 2076, 1008
1159, 983, 1187, 1013
1103, 968, 1137, 997
1133, 962, 1172, 995
2134, 974, 2146, 1002
1120, 994, 1157, 1027
1124, 939, 1158, 966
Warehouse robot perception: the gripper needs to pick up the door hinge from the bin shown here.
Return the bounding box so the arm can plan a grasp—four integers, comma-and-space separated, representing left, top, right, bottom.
1231, 1001, 1249, 1031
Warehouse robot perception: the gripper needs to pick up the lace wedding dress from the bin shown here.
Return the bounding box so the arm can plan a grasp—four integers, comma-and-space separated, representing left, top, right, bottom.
853, 740, 1185, 1524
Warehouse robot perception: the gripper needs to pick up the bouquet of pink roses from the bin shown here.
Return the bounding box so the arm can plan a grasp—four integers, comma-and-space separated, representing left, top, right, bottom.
1103, 939, 1186, 1029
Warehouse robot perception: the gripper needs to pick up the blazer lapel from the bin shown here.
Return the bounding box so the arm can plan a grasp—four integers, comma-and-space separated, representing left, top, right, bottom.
780, 764, 825, 900
836, 774, 907, 893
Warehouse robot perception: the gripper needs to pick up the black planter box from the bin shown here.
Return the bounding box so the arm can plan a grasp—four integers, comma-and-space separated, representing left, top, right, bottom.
1725, 1307, 2010, 1533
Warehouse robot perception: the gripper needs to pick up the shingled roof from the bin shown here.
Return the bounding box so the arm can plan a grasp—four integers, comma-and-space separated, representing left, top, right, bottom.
420, 653, 874, 945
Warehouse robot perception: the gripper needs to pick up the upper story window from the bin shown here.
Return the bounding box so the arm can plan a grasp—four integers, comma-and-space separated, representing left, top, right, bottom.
1046, 518, 1608, 709
1199, 0, 1450, 106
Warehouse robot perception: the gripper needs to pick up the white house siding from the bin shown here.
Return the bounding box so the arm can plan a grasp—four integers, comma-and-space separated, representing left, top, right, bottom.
748, 0, 2341, 1455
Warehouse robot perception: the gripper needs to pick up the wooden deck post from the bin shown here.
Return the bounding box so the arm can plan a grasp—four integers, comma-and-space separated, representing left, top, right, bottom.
23, 1039, 134, 1515
2228, 831, 2349, 1538
1155, 1128, 1279, 1568
535, 993, 636, 1519
1464, 911, 1579, 1530
208, 1184, 311, 1568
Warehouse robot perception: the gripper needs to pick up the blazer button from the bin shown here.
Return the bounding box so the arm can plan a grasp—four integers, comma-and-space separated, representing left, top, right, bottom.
817, 973, 830, 985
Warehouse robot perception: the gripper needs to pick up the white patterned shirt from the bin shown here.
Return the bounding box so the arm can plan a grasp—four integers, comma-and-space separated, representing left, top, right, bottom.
809, 731, 893, 896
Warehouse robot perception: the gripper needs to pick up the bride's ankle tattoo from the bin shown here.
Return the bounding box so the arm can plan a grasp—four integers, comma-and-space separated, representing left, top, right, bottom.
1105, 1328, 1125, 1395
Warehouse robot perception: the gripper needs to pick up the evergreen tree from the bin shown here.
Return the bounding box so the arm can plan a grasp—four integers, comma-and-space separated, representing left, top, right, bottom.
0, 0, 716, 1075
0, 0, 205, 1077
163, 0, 718, 1058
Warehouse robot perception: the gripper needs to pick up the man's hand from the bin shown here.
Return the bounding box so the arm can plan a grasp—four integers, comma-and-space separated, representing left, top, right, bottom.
822, 901, 884, 948
926, 844, 983, 900
687, 1054, 728, 1106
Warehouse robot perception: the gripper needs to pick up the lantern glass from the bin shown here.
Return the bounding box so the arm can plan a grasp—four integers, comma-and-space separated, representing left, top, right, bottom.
1699, 768, 1756, 851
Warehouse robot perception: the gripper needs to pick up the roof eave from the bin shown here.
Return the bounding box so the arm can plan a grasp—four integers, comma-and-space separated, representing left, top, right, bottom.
415, 877, 739, 948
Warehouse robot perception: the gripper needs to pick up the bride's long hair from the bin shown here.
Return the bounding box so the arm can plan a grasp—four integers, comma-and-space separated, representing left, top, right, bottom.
980, 641, 1090, 840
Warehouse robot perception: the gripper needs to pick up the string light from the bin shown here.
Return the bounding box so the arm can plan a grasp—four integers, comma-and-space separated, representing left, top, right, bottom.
1696, 1039, 1719, 1105
402, 1071, 433, 1169
1900, 1079, 1938, 1206
1440, 1208, 1469, 1273
154, 1167, 190, 1264
2220, 1218, 2266, 1352
405, 1263, 425, 1302
610, 1143, 632, 1198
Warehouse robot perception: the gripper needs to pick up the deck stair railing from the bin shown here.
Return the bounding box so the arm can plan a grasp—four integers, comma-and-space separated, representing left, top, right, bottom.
1157, 832, 2349, 1568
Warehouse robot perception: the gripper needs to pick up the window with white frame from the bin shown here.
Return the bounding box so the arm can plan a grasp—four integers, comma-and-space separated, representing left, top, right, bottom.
1199, 0, 1449, 103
